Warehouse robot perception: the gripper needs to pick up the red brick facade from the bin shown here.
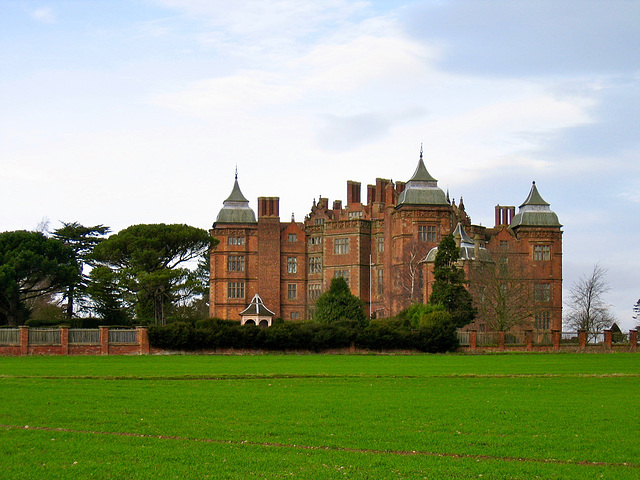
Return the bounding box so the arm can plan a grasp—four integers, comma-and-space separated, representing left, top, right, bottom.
210, 154, 563, 333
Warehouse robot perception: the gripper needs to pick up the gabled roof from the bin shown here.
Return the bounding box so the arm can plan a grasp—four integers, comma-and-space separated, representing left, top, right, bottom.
239, 294, 275, 317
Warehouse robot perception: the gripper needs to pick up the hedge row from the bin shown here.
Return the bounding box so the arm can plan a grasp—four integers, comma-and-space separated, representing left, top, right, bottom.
148, 318, 459, 353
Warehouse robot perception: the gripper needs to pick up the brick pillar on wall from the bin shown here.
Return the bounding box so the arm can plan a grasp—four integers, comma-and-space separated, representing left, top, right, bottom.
99, 326, 109, 355
60, 326, 69, 356
19, 326, 29, 356
629, 330, 638, 351
603, 330, 612, 350
469, 329, 477, 351
498, 331, 505, 351
524, 329, 533, 351
137, 326, 150, 355
552, 329, 560, 351
578, 330, 587, 349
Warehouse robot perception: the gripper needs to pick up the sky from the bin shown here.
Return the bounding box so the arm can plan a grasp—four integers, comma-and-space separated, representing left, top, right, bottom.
1, 0, 639, 328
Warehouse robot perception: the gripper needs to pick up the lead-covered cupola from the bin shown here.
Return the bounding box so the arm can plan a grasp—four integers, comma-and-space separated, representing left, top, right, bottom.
509, 182, 561, 228
214, 172, 257, 226
396, 148, 448, 207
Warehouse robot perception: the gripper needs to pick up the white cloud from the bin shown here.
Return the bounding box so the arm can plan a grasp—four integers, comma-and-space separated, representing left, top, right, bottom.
31, 6, 56, 24
148, 71, 299, 114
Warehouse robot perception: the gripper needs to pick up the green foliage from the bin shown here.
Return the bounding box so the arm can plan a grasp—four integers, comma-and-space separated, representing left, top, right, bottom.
90, 224, 214, 325
413, 310, 459, 352
149, 313, 457, 353
398, 303, 446, 328
25, 301, 66, 325
52, 222, 110, 318
429, 234, 476, 328
86, 266, 132, 325
314, 277, 367, 326
0, 231, 78, 325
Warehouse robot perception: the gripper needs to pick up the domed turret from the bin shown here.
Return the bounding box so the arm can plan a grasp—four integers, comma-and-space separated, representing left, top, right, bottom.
214, 173, 257, 225
509, 182, 561, 228
397, 147, 448, 207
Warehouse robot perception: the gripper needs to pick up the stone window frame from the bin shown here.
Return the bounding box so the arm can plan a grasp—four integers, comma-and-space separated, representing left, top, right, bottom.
309, 236, 322, 245
308, 283, 322, 301
418, 225, 438, 242
334, 237, 350, 254
227, 282, 245, 299
535, 311, 551, 330
228, 236, 245, 245
287, 257, 298, 274
227, 255, 245, 272
533, 244, 551, 261
534, 283, 551, 302
287, 283, 297, 299
309, 256, 322, 274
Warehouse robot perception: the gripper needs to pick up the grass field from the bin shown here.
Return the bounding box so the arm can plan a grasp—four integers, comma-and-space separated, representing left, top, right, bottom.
0, 353, 638, 479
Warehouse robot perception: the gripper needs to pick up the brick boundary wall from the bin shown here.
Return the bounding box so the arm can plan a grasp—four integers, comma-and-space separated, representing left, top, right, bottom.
0, 326, 149, 356
0, 327, 636, 356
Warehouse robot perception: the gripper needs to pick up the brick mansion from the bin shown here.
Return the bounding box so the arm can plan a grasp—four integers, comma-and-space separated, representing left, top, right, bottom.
209, 151, 563, 332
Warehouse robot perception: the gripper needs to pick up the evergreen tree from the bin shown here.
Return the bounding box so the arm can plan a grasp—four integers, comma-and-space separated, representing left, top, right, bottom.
90, 224, 214, 325
428, 234, 476, 328
0, 231, 78, 325
314, 277, 367, 327
52, 222, 110, 318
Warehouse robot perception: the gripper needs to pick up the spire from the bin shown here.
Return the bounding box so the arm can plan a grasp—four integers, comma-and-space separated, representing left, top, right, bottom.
225, 176, 250, 203
408, 146, 437, 183
519, 181, 550, 207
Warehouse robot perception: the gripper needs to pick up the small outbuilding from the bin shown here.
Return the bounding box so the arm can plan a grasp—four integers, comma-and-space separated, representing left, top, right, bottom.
240, 294, 276, 327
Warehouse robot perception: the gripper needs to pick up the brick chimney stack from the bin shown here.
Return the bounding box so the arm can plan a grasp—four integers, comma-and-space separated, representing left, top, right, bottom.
347, 181, 361, 205
258, 197, 280, 218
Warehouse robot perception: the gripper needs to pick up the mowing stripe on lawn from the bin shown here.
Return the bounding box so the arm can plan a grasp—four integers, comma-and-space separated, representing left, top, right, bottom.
1, 372, 638, 381
3, 424, 638, 470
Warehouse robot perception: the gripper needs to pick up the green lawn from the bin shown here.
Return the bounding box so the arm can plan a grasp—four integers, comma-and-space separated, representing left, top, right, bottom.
1, 353, 638, 479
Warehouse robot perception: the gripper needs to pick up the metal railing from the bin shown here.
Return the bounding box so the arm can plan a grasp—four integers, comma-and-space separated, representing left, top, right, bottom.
108, 329, 138, 344
0, 328, 20, 345
28, 328, 61, 345
69, 329, 100, 345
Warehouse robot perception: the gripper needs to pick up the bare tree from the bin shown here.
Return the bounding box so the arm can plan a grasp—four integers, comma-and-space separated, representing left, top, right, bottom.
564, 263, 615, 340
394, 239, 428, 308
468, 254, 538, 332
